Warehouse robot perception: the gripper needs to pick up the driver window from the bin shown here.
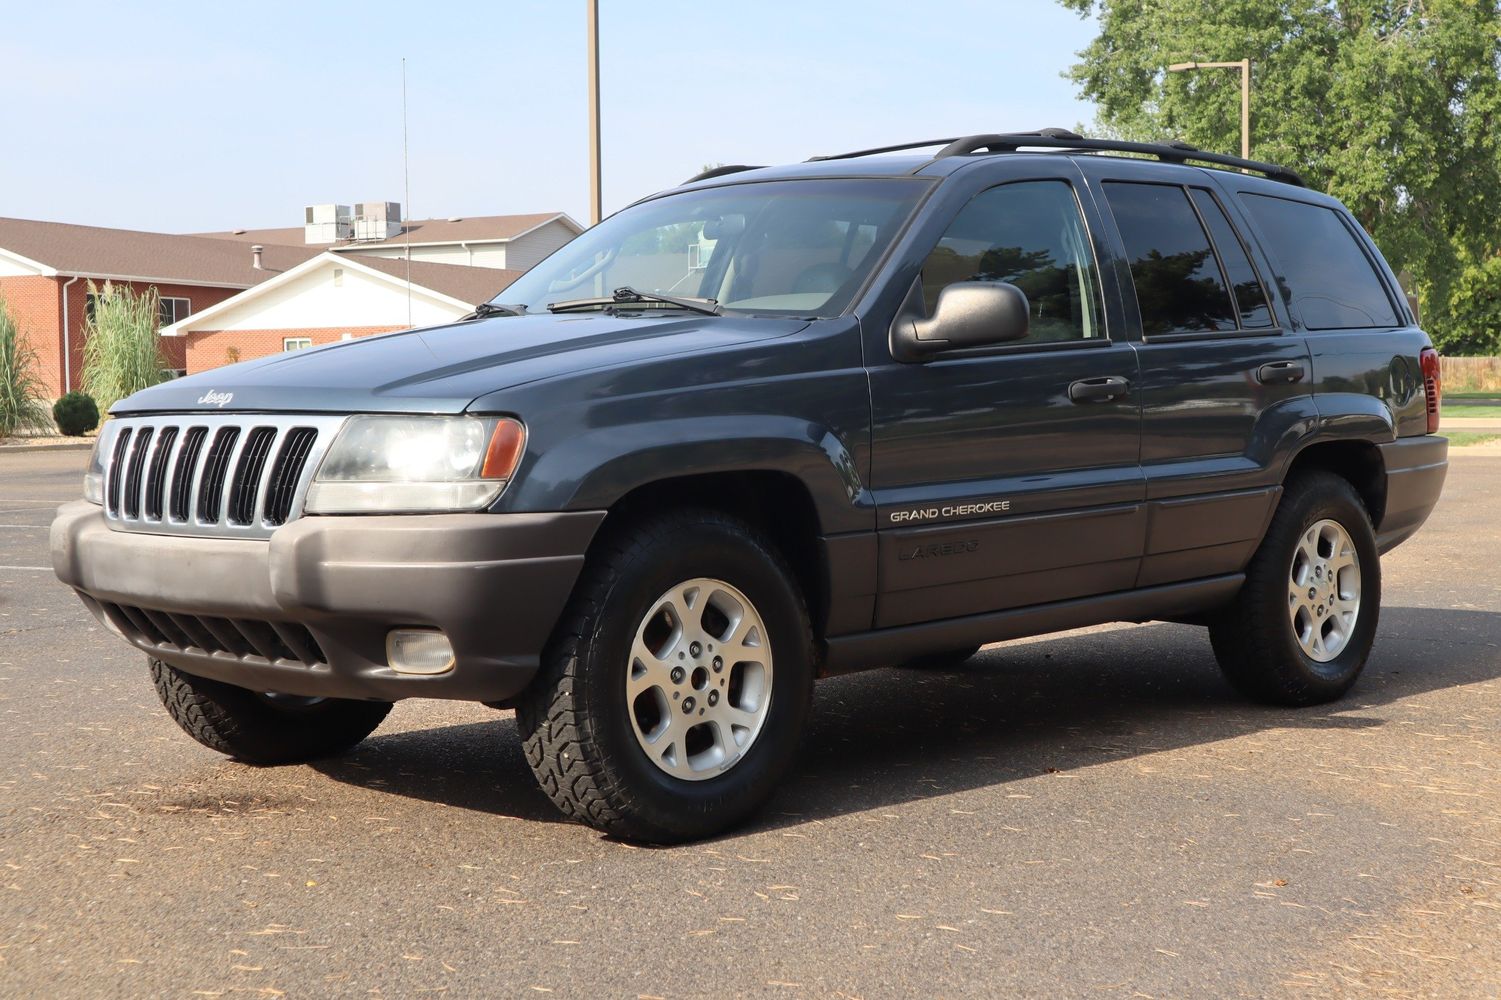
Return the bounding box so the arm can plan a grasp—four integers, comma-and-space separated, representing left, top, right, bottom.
921, 180, 1104, 343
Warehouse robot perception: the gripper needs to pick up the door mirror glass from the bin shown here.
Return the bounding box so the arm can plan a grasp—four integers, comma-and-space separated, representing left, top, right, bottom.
894, 281, 1030, 358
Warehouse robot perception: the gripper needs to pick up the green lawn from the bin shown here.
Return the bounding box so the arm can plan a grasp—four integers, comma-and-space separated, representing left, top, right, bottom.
1443, 403, 1501, 419
1446, 431, 1501, 447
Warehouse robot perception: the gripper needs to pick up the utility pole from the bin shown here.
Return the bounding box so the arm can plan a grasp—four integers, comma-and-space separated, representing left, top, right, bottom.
1167, 59, 1251, 160
587, 0, 602, 225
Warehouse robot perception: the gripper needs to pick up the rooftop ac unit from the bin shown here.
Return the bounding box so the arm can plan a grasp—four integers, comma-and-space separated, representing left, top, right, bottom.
304, 204, 354, 244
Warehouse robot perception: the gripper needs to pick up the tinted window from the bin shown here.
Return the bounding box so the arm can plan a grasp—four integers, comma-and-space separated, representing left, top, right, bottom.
922, 180, 1104, 343
1240, 194, 1400, 329
1189, 189, 1274, 328
1105, 182, 1238, 335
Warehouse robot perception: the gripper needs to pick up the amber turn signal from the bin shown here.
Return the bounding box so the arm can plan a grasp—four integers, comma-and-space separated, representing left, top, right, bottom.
481, 418, 527, 479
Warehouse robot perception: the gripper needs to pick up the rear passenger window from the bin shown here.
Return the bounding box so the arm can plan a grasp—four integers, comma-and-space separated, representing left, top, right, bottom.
1240, 194, 1400, 330
1104, 182, 1240, 336
922, 180, 1104, 343
1189, 189, 1274, 329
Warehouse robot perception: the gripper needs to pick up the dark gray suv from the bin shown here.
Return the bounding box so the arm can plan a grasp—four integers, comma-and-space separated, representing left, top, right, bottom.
52, 131, 1448, 842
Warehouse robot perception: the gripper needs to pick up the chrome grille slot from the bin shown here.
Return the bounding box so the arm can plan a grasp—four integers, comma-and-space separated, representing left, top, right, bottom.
196, 426, 241, 522
265, 428, 318, 526
228, 427, 278, 525
95, 414, 346, 539
169, 427, 208, 522
121, 428, 153, 519
105, 428, 133, 515
143, 426, 178, 521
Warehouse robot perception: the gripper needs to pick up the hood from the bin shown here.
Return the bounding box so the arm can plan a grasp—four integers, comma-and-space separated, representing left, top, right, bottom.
114, 313, 810, 415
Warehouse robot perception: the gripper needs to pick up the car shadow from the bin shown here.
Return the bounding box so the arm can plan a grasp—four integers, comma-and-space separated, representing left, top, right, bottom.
309, 606, 1501, 835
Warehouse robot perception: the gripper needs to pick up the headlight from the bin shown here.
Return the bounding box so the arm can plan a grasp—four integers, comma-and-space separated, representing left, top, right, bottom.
304, 415, 526, 514
82, 433, 106, 504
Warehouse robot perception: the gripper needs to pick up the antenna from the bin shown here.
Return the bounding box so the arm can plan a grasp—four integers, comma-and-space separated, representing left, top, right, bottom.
402, 57, 412, 328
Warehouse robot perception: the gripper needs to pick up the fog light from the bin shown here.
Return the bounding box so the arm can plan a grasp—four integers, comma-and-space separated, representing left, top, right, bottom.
386, 629, 455, 675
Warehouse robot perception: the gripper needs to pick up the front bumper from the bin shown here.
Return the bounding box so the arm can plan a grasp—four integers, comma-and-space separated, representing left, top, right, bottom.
1376, 435, 1448, 554
51, 501, 605, 702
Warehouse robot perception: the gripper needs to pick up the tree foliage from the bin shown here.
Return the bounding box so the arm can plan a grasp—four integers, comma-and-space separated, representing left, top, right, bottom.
1059, 0, 1501, 353
81, 280, 168, 413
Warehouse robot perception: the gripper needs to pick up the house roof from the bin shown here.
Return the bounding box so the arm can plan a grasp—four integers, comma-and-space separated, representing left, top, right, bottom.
353, 256, 524, 306
0, 216, 318, 287
194, 212, 582, 249
160, 252, 524, 336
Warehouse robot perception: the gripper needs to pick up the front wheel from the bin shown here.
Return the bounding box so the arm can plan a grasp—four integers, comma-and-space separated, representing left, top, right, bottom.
149, 658, 392, 764
517, 509, 814, 843
1209, 471, 1381, 706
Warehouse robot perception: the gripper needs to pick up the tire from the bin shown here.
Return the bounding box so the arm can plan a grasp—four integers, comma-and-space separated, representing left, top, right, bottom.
899, 646, 982, 670
517, 508, 815, 843
149, 658, 392, 764
1209, 471, 1381, 706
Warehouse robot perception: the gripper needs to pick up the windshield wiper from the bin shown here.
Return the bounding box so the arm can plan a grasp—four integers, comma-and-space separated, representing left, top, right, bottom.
465, 301, 527, 320
547, 286, 722, 317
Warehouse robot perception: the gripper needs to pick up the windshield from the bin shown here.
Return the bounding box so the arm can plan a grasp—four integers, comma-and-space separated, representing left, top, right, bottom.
497, 178, 929, 317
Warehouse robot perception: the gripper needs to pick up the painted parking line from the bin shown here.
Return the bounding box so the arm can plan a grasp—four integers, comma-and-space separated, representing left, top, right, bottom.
0, 525, 48, 530
0, 565, 53, 572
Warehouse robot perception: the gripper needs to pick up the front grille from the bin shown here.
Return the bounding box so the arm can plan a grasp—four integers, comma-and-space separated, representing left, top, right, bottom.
99, 414, 346, 539
95, 599, 328, 667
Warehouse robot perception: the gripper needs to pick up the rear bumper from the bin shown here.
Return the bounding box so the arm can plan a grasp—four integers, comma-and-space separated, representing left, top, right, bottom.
51, 501, 604, 702
1376, 435, 1448, 553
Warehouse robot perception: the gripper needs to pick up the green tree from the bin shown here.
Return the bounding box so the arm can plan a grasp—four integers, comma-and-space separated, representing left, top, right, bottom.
1059, 0, 1501, 353
0, 295, 50, 438
81, 280, 168, 413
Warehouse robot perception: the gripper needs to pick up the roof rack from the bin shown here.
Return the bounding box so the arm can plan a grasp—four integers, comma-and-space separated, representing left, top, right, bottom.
808, 128, 1306, 187
682, 164, 766, 185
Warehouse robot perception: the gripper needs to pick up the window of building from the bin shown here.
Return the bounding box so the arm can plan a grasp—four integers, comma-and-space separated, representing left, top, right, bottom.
283, 337, 313, 351
158, 297, 191, 327
1239, 194, 1400, 330
921, 180, 1104, 343
1105, 182, 1242, 336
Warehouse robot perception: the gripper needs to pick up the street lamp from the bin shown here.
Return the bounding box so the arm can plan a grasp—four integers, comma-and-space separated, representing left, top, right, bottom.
1167, 59, 1251, 160
586, 0, 602, 225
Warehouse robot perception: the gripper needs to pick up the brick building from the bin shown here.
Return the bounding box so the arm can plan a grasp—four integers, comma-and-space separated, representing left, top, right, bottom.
0, 209, 578, 396
166, 253, 521, 374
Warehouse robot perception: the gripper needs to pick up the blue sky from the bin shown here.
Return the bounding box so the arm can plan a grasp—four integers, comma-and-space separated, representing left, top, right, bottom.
1, 1, 1098, 233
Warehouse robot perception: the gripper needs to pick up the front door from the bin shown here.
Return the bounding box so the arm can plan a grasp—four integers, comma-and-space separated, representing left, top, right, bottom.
867, 168, 1144, 629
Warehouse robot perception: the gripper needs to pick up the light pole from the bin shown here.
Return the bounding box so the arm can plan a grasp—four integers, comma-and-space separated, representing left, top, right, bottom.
1167, 59, 1251, 160
586, 0, 602, 226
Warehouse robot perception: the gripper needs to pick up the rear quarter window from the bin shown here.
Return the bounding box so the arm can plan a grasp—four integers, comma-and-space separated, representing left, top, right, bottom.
1239, 194, 1400, 330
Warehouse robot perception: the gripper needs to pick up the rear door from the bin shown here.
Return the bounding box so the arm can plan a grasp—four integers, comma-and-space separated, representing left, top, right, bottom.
1079, 159, 1313, 587
865, 158, 1144, 628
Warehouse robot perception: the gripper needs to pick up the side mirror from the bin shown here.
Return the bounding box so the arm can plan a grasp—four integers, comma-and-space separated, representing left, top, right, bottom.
892, 281, 1030, 360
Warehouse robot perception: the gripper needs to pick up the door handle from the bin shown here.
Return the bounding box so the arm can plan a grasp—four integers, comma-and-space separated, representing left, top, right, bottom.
1257, 361, 1306, 384
1068, 376, 1130, 404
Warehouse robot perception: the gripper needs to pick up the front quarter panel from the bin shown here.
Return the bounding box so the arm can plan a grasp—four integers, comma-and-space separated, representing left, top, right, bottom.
478, 318, 875, 535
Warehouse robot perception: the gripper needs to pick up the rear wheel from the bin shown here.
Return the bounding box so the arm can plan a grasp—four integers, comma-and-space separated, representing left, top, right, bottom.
518, 509, 814, 843
149, 658, 391, 764
1209, 471, 1380, 706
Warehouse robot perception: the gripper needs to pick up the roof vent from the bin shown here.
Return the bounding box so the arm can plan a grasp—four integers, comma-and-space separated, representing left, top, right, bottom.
251, 245, 264, 270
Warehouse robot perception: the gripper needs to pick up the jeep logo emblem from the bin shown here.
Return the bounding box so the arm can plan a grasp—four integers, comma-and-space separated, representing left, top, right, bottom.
197, 390, 234, 408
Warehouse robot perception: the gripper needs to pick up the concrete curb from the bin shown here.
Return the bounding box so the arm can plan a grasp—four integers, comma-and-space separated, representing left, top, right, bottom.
0, 440, 94, 454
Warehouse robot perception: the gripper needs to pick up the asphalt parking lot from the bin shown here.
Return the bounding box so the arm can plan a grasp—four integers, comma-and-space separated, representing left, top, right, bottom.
2, 446, 1498, 999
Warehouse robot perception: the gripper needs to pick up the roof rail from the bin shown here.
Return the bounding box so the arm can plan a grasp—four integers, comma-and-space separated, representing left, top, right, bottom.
808, 129, 1306, 187
682, 164, 766, 184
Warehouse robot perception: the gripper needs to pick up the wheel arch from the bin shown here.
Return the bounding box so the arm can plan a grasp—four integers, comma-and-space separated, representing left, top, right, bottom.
1283, 438, 1388, 527
592, 470, 831, 638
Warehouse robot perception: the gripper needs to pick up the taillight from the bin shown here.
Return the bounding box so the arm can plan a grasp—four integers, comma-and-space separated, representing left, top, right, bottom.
1420, 347, 1441, 434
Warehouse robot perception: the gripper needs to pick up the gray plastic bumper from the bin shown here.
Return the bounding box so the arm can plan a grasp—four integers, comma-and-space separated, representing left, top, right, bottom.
1376, 435, 1448, 554
51, 501, 605, 703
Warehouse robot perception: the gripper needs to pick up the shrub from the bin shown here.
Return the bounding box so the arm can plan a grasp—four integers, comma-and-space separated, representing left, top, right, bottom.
81, 280, 167, 413
0, 295, 49, 438
52, 391, 99, 436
